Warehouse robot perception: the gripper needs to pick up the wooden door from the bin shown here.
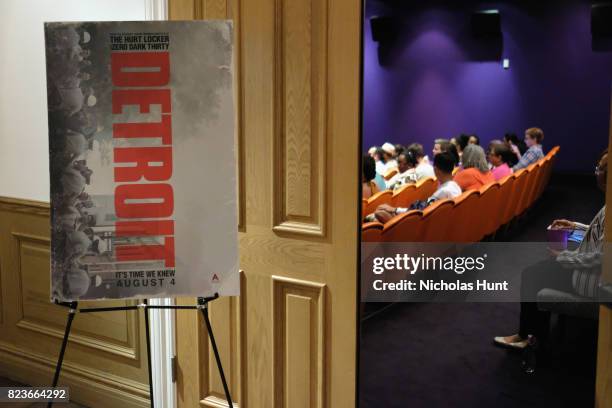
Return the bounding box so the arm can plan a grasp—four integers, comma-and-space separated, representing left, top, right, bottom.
169, 1, 361, 407
596, 94, 612, 408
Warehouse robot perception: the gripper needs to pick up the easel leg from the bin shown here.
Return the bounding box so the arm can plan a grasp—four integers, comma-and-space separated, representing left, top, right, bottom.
144, 299, 155, 408
48, 301, 78, 408
200, 302, 233, 408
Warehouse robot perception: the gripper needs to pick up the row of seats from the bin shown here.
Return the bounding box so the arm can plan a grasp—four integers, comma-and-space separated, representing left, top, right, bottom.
362, 177, 438, 218
363, 146, 559, 243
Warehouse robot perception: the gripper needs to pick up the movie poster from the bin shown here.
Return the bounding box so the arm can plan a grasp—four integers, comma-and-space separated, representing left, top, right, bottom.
44, 21, 238, 301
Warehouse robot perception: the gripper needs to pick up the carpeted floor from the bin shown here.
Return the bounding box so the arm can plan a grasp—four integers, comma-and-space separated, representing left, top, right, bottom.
359, 173, 604, 408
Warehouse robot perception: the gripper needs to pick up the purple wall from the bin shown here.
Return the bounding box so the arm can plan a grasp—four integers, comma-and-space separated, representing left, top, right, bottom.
364, 0, 612, 173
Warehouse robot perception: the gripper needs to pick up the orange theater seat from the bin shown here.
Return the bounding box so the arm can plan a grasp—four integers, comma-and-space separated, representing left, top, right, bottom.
382, 210, 424, 242
477, 182, 501, 237
364, 190, 393, 216
421, 199, 455, 242
450, 190, 481, 242
391, 183, 419, 208
504, 168, 528, 220
383, 168, 398, 181
517, 163, 538, 215
415, 177, 437, 201
362, 221, 384, 242
527, 161, 545, 206
361, 198, 368, 219
496, 174, 515, 225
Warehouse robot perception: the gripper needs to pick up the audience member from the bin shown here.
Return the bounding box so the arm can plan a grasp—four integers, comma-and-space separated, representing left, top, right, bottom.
362, 155, 380, 199
407, 143, 435, 180
456, 134, 471, 159
512, 128, 544, 172
372, 152, 462, 223
373, 147, 386, 174
469, 134, 480, 145
432, 138, 448, 157
381, 142, 398, 173
386, 151, 419, 189
504, 132, 527, 167
494, 149, 607, 349
441, 141, 460, 166
488, 142, 513, 181
453, 144, 495, 190
395, 144, 406, 158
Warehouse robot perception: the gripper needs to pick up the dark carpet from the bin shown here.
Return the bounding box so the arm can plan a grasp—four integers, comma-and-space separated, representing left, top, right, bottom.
359, 173, 604, 408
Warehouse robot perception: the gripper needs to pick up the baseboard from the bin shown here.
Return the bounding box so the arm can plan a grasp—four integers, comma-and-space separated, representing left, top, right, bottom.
0, 340, 149, 408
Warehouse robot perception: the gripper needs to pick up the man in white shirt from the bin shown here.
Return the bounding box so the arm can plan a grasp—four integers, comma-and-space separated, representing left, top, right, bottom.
372, 152, 462, 223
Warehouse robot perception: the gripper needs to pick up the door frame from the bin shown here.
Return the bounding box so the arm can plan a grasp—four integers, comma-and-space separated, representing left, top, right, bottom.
144, 2, 177, 407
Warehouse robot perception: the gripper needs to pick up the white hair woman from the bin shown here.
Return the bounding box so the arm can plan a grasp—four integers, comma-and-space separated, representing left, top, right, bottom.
453, 144, 495, 191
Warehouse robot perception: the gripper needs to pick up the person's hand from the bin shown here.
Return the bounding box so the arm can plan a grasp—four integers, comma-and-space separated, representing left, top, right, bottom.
374, 204, 396, 223
377, 204, 396, 213
550, 219, 575, 230
510, 144, 521, 158
548, 248, 561, 258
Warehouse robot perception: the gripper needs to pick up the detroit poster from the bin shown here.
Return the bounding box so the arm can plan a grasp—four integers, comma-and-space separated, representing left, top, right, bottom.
45, 21, 238, 301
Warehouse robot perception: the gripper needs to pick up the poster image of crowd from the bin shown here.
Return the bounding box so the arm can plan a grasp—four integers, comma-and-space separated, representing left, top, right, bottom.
45, 21, 239, 301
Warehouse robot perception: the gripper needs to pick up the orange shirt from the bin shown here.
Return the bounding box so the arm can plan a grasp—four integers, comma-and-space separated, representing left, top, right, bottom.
453, 167, 495, 191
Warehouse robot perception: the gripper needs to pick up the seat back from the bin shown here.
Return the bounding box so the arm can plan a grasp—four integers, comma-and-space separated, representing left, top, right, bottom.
391, 183, 419, 208
530, 158, 548, 203
362, 221, 384, 242
415, 177, 437, 201
450, 190, 481, 242
383, 168, 398, 181
361, 198, 368, 220
382, 210, 424, 242
364, 190, 392, 216
518, 163, 538, 214
477, 182, 501, 237
503, 168, 527, 221
496, 174, 514, 225
421, 199, 455, 242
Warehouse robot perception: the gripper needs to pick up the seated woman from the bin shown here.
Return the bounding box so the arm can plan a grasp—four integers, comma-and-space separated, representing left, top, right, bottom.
453, 144, 495, 191
386, 151, 419, 190
494, 149, 607, 349
362, 155, 380, 199
512, 127, 544, 172
372, 152, 462, 223
407, 143, 435, 180
488, 142, 513, 181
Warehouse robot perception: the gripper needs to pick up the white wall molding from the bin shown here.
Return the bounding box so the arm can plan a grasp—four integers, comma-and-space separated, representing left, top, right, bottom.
143, 4, 175, 407
144, 0, 168, 21
149, 297, 176, 408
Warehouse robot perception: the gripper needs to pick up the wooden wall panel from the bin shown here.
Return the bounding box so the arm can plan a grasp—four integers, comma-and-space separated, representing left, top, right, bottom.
0, 197, 149, 408
272, 276, 325, 408
273, 0, 327, 237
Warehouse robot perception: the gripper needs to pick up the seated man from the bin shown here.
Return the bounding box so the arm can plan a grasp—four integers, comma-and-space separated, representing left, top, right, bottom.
372, 152, 462, 223
494, 148, 607, 349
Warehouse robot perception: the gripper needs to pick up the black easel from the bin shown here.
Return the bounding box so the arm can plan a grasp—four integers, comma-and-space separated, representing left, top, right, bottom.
48, 293, 233, 408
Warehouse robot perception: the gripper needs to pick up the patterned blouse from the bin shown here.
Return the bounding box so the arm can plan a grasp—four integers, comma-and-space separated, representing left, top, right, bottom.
556, 206, 606, 298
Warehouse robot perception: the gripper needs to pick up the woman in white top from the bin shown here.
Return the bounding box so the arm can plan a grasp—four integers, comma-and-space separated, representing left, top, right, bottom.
407, 143, 435, 180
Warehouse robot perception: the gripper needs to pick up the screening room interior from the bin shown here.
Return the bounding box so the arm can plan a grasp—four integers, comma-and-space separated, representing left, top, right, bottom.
360, 1, 612, 407
2, 0, 612, 407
